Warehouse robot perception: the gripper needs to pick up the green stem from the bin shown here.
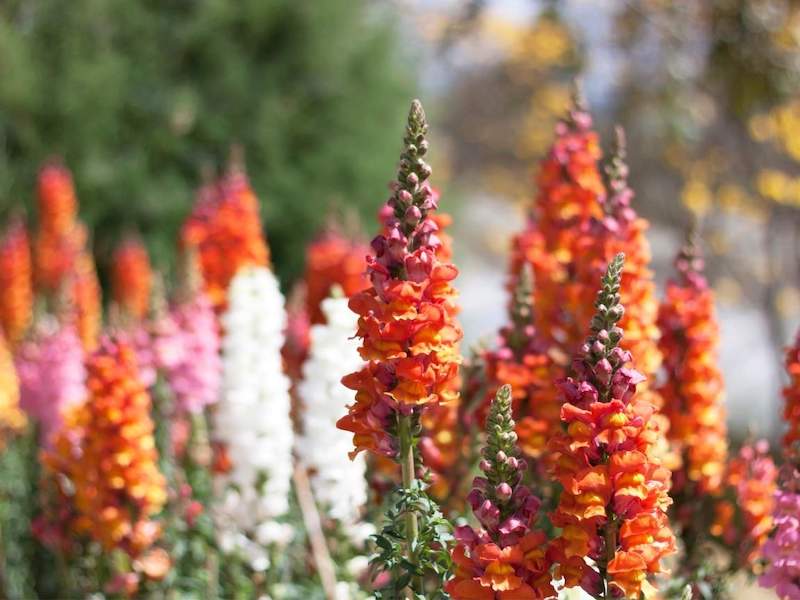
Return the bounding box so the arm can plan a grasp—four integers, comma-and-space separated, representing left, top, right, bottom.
398, 414, 419, 598
602, 518, 618, 600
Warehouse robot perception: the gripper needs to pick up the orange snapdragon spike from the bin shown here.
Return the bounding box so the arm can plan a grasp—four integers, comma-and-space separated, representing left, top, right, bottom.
0, 333, 25, 447
34, 164, 84, 294
0, 218, 33, 347
337, 101, 463, 459
72, 251, 102, 352
43, 337, 166, 558
783, 331, 800, 452
466, 266, 562, 466
303, 226, 370, 325
571, 129, 663, 395
509, 112, 667, 471
181, 167, 269, 310
111, 237, 153, 321
508, 93, 604, 354
658, 232, 728, 496
547, 255, 675, 599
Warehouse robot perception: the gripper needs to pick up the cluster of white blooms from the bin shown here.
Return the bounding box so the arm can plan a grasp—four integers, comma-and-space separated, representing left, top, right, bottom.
213, 266, 294, 572
297, 296, 369, 533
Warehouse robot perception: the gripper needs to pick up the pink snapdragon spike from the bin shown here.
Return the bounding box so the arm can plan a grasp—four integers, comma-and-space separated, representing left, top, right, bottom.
160, 292, 221, 414
760, 449, 800, 600
15, 320, 85, 443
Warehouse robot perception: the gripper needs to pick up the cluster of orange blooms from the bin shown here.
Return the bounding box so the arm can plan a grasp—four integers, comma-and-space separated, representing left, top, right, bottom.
0, 218, 33, 348
658, 235, 728, 496
33, 164, 85, 294
338, 101, 462, 458
506, 101, 667, 472
711, 441, 777, 566
32, 164, 102, 351
43, 338, 166, 559
469, 267, 560, 464
547, 255, 676, 599
181, 167, 270, 311
111, 237, 153, 321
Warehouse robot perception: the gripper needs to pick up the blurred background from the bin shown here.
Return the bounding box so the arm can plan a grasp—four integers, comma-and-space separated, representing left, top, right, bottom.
1, 0, 798, 444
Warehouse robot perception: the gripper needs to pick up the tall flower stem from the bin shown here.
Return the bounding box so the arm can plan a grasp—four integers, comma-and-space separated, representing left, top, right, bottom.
398, 413, 419, 597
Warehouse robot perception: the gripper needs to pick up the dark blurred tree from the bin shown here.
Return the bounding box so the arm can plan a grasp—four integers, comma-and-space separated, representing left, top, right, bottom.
0, 0, 414, 284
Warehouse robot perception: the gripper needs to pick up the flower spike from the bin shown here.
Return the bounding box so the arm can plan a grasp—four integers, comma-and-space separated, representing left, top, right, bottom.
446, 384, 554, 599
548, 255, 675, 599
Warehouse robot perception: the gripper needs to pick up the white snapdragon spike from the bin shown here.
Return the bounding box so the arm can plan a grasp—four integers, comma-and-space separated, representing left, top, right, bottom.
213, 266, 294, 571
297, 297, 369, 533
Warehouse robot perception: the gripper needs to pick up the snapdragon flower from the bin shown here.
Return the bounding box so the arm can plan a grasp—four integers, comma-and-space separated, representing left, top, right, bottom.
15, 318, 85, 443
298, 296, 368, 530
213, 265, 294, 571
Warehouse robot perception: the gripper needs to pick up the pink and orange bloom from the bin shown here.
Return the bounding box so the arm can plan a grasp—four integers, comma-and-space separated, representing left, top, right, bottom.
43, 337, 167, 558
658, 232, 728, 496
547, 254, 676, 599
447, 385, 554, 600
338, 100, 462, 458
181, 167, 269, 310
712, 441, 777, 568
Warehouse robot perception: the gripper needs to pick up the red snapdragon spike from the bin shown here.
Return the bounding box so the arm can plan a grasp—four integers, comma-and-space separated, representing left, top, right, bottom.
180, 165, 269, 311
0, 217, 33, 347
34, 163, 87, 295
507, 91, 605, 356
111, 236, 153, 321
337, 100, 463, 459
547, 254, 676, 599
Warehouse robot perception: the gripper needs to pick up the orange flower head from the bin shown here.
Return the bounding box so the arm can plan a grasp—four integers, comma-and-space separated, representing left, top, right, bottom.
446, 385, 555, 600
470, 265, 562, 465
111, 237, 153, 321
508, 91, 605, 352
338, 101, 462, 460
304, 226, 370, 325
548, 255, 675, 598
0, 218, 33, 347
34, 163, 86, 294
43, 337, 166, 558
658, 229, 728, 496
181, 166, 269, 310
37, 163, 78, 237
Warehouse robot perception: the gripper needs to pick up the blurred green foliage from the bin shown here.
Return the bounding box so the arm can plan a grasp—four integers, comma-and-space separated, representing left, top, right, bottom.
0, 0, 414, 284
